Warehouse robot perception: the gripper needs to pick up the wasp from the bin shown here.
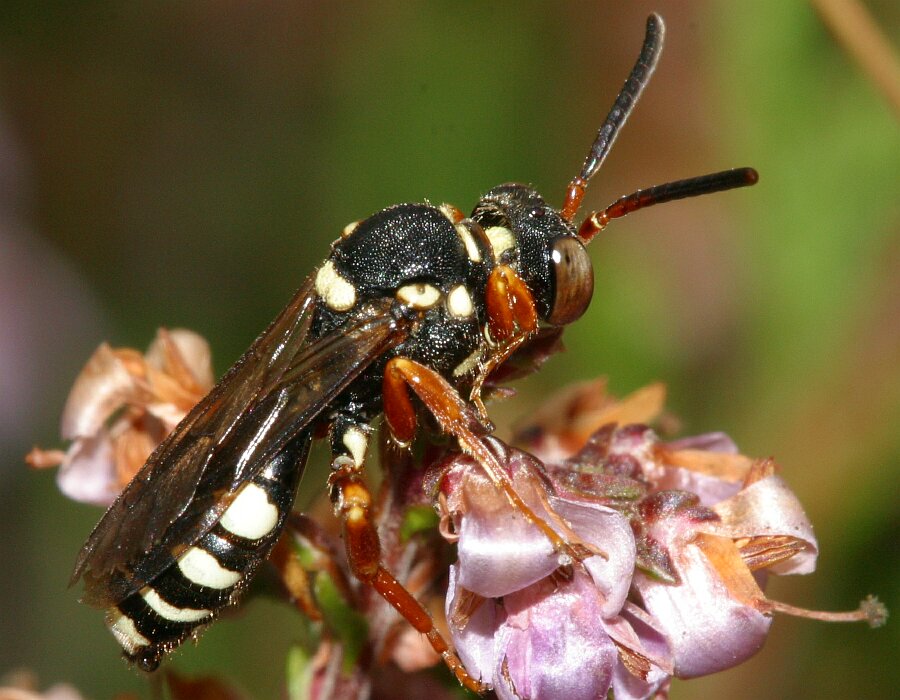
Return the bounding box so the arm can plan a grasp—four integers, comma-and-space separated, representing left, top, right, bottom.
71, 14, 757, 693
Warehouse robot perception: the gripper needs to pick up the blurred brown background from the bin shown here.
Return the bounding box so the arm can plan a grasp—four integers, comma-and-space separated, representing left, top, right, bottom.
1, 1, 897, 698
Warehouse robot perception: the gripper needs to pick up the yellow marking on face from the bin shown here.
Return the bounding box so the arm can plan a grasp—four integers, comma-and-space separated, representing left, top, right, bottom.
484, 226, 516, 259
454, 223, 482, 262
341, 221, 360, 238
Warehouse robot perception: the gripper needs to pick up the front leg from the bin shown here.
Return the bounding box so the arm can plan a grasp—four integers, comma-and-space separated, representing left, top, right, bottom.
383, 356, 591, 564
469, 264, 539, 420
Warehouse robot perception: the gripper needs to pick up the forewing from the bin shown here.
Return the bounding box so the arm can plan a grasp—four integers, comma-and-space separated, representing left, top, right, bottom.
73, 280, 407, 605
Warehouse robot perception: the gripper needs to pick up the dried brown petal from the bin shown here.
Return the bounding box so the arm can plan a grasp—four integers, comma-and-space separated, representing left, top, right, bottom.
24, 447, 65, 470
146, 328, 214, 392
59, 343, 136, 440
30, 328, 215, 506
515, 380, 667, 460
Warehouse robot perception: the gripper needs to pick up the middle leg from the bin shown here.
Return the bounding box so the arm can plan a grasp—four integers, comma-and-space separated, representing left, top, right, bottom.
326, 441, 488, 694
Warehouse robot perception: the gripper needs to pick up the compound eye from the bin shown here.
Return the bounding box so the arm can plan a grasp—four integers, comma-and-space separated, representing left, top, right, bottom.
547, 236, 593, 325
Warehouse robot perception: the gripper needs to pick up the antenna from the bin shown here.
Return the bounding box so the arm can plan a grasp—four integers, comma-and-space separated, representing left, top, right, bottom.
560, 13, 665, 222
577, 167, 759, 243
559, 14, 758, 236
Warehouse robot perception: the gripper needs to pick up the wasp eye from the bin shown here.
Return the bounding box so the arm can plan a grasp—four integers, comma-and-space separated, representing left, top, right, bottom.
547, 236, 593, 325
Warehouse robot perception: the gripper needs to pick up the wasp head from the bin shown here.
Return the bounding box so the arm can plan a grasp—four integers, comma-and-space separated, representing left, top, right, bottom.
472, 184, 595, 328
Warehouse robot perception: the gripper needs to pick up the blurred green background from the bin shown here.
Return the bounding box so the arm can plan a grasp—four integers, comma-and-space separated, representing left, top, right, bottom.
1, 1, 897, 698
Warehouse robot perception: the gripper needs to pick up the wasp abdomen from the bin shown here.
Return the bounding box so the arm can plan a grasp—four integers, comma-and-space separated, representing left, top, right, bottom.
105, 434, 311, 670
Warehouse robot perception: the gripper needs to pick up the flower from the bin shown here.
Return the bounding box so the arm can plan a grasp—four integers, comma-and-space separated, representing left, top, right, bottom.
0, 670, 85, 700
437, 438, 671, 699
26, 328, 213, 505
537, 412, 823, 678
611, 432, 822, 677
513, 378, 668, 463
438, 380, 885, 697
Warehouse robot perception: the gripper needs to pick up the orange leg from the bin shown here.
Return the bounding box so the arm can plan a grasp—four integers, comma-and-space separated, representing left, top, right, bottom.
383, 356, 590, 563
484, 264, 538, 343
468, 264, 540, 419
327, 460, 488, 694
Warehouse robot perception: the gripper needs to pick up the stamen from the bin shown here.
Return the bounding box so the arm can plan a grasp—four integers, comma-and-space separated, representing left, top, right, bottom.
763, 595, 888, 628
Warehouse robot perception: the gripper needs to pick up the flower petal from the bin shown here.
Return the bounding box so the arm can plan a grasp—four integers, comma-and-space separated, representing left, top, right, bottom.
145, 328, 214, 391
498, 574, 618, 700
666, 432, 738, 454
446, 564, 503, 686
612, 664, 670, 700
144, 400, 193, 429
648, 447, 754, 506
701, 475, 818, 574
55, 434, 119, 506
605, 602, 673, 675
551, 497, 635, 616
455, 493, 558, 598
633, 539, 772, 678
652, 466, 743, 507
449, 453, 569, 598
60, 343, 137, 439
514, 380, 667, 462
144, 329, 214, 415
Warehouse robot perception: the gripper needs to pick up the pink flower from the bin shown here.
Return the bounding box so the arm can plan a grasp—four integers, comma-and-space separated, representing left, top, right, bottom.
437, 439, 670, 699
628, 450, 823, 677
541, 418, 819, 678
31, 324, 885, 694
437, 415, 828, 695
26, 328, 213, 505
630, 490, 774, 678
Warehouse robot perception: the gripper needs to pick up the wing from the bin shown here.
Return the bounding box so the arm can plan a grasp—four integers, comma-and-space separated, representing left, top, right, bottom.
73, 279, 409, 605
